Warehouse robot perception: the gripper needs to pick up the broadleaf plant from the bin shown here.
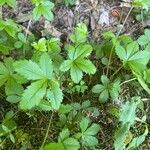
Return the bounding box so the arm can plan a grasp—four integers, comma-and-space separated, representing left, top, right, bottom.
32, 0, 54, 21
92, 75, 120, 103
114, 97, 148, 150
14, 52, 63, 110
60, 23, 96, 83
44, 128, 80, 150
75, 117, 100, 148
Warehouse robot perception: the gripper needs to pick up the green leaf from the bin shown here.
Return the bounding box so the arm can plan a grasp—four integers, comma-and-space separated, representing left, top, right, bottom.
43, 143, 64, 150
110, 80, 120, 101
58, 104, 73, 114
70, 23, 88, 43
58, 128, 70, 142
80, 118, 89, 133
47, 80, 63, 110
0, 58, 22, 87
63, 138, 80, 150
92, 84, 104, 93
115, 45, 126, 61
0, 0, 16, 8
126, 126, 148, 150
20, 80, 47, 110
58, 128, 80, 150
114, 123, 130, 150
60, 60, 73, 72
82, 135, 98, 146
85, 123, 100, 135
99, 89, 109, 103
74, 44, 92, 59
101, 75, 109, 85
65, 44, 75, 60
0, 19, 20, 37
137, 29, 150, 46
32, 1, 54, 21
6, 0, 16, 8
115, 41, 150, 72
47, 38, 61, 52
39, 53, 53, 79
37, 100, 52, 111
32, 38, 47, 52
78, 118, 100, 147
5, 82, 24, 103
60, 23, 95, 83
75, 59, 96, 74
63, 0, 76, 6
137, 75, 150, 94
14, 60, 46, 80
32, 6, 42, 21
70, 64, 83, 83
119, 97, 140, 125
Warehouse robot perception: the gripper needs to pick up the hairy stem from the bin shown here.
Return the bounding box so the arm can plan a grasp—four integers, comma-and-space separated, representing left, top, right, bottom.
39, 111, 54, 150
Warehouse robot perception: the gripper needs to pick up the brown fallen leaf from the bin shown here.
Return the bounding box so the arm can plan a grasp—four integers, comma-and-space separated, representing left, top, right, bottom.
43, 21, 62, 37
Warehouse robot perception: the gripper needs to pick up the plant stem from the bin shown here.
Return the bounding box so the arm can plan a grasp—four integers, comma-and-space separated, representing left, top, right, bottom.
106, 6, 134, 76
120, 78, 136, 86
106, 45, 115, 76
111, 65, 123, 79
39, 111, 54, 150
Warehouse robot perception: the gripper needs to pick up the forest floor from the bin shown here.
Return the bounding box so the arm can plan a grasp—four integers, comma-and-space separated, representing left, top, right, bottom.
0, 0, 150, 149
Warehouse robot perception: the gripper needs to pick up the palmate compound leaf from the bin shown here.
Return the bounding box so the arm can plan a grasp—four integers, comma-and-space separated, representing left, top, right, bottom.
44, 129, 80, 150
77, 118, 100, 147
70, 23, 88, 44
20, 79, 47, 110
32, 1, 54, 21
60, 43, 96, 83
115, 41, 150, 72
14, 53, 63, 110
58, 129, 80, 150
92, 75, 120, 103
0, 58, 25, 88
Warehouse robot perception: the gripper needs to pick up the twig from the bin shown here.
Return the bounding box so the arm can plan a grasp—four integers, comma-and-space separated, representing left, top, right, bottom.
117, 6, 134, 37
120, 78, 136, 86
25, 19, 32, 38
39, 111, 54, 150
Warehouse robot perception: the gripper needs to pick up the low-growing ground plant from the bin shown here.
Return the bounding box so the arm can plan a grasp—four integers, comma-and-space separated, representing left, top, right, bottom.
0, 0, 150, 150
